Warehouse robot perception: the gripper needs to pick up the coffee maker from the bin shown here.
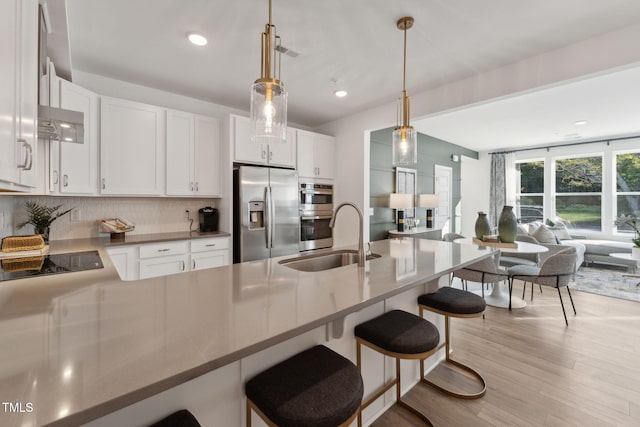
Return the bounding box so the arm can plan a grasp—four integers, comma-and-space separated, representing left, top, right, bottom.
198, 207, 219, 232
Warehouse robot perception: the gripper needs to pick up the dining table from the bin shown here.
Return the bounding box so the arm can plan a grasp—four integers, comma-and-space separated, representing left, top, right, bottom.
453, 238, 549, 309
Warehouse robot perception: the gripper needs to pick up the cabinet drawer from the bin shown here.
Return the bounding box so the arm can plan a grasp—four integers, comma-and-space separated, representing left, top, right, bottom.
139, 254, 188, 279
191, 237, 229, 253
139, 241, 188, 259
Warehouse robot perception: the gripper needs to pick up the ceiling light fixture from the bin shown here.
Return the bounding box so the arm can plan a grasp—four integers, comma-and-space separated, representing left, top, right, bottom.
392, 16, 417, 166
334, 90, 348, 98
575, 120, 588, 126
187, 32, 208, 46
250, 0, 287, 144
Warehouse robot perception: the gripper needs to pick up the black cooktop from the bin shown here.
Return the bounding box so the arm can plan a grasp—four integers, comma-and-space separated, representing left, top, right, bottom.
0, 250, 104, 282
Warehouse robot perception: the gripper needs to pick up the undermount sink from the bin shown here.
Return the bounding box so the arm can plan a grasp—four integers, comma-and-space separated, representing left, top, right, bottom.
279, 249, 381, 272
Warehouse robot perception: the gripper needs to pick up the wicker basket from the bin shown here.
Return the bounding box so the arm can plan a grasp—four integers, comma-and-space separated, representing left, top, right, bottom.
1, 256, 45, 272
1, 235, 46, 253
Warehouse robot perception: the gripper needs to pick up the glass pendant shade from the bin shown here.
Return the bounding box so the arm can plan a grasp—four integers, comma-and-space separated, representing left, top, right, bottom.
392, 125, 417, 166
250, 80, 287, 144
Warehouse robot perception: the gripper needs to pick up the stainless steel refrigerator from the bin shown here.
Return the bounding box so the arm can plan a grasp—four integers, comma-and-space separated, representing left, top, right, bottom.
233, 166, 300, 263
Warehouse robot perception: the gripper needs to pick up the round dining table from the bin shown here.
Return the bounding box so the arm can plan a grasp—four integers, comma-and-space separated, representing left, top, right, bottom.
453, 238, 549, 309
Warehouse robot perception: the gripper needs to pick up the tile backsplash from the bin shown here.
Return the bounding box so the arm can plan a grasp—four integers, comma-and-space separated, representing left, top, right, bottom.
8, 196, 218, 240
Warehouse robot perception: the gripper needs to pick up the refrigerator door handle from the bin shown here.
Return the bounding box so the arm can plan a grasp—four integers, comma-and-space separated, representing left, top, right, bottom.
264, 186, 271, 249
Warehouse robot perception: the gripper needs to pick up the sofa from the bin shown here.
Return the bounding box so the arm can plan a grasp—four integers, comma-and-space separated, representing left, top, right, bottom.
502, 221, 635, 272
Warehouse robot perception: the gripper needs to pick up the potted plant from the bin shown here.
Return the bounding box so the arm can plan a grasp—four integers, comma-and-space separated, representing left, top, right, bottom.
614, 214, 640, 259
17, 201, 73, 242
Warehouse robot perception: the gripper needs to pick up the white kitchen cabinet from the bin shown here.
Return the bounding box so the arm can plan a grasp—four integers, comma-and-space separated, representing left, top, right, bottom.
106, 246, 139, 281
100, 96, 164, 195
49, 78, 99, 194
232, 115, 296, 168
296, 130, 334, 180
0, 0, 38, 191
190, 237, 229, 271
139, 241, 189, 279
166, 111, 220, 196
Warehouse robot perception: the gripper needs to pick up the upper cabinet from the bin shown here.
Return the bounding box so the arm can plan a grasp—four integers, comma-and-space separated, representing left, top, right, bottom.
166, 110, 220, 197
100, 97, 164, 195
296, 130, 335, 180
232, 115, 296, 168
49, 78, 99, 195
0, 0, 38, 191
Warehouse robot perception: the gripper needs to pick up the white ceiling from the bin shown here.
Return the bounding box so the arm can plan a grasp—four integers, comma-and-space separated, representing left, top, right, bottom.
57, 0, 640, 151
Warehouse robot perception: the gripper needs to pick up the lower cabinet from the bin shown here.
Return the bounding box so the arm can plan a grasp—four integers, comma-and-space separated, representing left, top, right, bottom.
107, 237, 230, 281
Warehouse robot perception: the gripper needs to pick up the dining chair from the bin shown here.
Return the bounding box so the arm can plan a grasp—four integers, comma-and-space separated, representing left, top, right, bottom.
508, 247, 578, 325
453, 252, 509, 298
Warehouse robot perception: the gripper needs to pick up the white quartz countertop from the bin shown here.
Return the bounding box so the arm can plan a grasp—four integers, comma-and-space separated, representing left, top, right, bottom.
0, 237, 494, 427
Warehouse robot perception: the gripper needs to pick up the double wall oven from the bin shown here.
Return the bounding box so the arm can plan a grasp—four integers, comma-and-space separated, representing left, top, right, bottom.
299, 183, 333, 251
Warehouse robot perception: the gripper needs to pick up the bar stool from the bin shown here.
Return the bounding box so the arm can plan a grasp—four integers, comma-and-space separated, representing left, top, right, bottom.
245, 345, 363, 427
148, 409, 201, 427
354, 309, 440, 426
417, 287, 487, 399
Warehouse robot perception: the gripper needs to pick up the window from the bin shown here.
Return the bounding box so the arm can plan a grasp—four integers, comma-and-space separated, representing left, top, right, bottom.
516, 160, 544, 224
615, 151, 640, 234
555, 156, 602, 232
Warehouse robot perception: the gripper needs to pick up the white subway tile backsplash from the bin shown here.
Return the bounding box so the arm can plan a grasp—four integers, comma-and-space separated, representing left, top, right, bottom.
11, 196, 218, 240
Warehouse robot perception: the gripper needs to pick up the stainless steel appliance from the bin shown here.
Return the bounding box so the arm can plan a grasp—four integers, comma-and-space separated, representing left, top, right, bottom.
299, 183, 333, 251
233, 166, 300, 263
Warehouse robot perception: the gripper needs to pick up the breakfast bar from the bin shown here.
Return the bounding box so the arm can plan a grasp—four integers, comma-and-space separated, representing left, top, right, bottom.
0, 238, 494, 427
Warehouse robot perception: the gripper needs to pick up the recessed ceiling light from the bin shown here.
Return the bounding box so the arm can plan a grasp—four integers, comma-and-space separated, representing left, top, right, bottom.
187, 32, 208, 46
63, 137, 73, 142
334, 90, 348, 98
60, 123, 70, 128
575, 120, 588, 126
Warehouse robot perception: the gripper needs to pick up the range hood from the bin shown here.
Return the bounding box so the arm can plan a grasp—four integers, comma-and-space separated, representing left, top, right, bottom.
38, 105, 84, 143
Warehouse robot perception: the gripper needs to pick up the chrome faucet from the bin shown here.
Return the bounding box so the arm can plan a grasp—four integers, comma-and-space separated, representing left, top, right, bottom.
330, 202, 365, 267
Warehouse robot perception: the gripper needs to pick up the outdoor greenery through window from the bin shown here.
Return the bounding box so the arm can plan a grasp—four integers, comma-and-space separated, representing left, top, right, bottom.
615, 152, 640, 234
516, 160, 544, 224
555, 156, 602, 231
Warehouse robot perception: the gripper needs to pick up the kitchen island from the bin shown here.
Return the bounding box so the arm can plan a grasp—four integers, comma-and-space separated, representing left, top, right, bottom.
0, 237, 494, 427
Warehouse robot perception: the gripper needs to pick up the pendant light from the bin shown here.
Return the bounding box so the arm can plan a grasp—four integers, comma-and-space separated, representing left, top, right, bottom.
392, 16, 417, 166
250, 0, 287, 144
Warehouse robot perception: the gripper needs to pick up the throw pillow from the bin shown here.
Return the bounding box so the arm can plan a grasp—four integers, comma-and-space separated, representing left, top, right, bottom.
527, 221, 543, 235
549, 224, 572, 240
532, 224, 558, 244
517, 224, 529, 236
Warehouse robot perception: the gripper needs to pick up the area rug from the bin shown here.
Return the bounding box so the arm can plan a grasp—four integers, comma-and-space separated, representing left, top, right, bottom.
570, 265, 640, 302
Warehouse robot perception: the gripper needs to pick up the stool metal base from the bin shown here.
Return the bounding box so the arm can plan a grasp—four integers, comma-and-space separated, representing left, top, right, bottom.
356, 338, 436, 426
419, 306, 487, 399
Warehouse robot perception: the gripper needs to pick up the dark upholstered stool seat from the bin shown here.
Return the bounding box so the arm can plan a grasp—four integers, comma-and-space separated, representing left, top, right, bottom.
418, 287, 486, 315
354, 309, 439, 354
354, 310, 440, 426
148, 409, 201, 427
418, 288, 487, 399
245, 345, 363, 427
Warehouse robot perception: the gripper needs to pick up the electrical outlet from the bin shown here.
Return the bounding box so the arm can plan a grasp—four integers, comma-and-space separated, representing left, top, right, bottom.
70, 210, 81, 222
369, 208, 375, 216
184, 210, 190, 220
0, 212, 4, 230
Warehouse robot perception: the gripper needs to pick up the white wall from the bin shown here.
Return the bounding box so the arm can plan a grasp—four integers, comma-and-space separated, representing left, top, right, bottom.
317, 22, 640, 248
460, 153, 491, 237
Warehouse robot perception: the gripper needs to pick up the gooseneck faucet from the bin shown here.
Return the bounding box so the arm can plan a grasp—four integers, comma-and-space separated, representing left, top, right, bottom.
330, 202, 365, 267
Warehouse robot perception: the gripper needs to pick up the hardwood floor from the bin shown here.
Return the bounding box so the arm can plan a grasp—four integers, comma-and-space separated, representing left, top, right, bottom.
372, 281, 640, 426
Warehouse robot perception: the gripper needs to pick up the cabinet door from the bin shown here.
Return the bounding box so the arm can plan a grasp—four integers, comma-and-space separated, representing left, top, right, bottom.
233, 115, 267, 165
296, 130, 315, 178
194, 115, 220, 196
190, 250, 228, 271
268, 127, 296, 168
314, 134, 335, 180
16, 0, 38, 188
139, 254, 189, 279
0, 0, 19, 185
58, 79, 99, 194
100, 97, 164, 195
166, 109, 194, 196
106, 246, 138, 281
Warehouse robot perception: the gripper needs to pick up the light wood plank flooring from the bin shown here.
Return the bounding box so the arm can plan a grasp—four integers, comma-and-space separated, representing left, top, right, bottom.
373, 281, 640, 426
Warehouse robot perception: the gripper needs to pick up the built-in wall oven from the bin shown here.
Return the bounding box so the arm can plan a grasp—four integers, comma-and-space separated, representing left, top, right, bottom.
299, 183, 333, 251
